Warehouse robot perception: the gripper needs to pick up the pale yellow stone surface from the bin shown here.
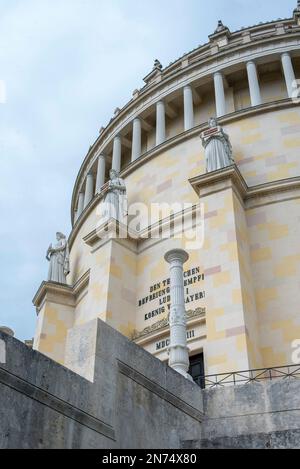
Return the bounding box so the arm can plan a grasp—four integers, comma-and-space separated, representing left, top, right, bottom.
241, 133, 262, 145
34, 107, 300, 375
251, 247, 272, 263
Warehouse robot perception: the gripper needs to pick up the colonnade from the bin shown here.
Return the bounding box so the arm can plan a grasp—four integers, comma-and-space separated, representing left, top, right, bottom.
75, 52, 297, 221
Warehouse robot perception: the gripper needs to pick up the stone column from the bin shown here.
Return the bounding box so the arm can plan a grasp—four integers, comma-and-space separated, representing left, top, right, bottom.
214, 72, 226, 117
156, 100, 166, 146
84, 173, 94, 208
112, 135, 122, 172
183, 85, 194, 131
164, 249, 192, 381
246, 61, 262, 106
281, 52, 296, 99
95, 154, 106, 193
77, 191, 84, 218
131, 117, 142, 162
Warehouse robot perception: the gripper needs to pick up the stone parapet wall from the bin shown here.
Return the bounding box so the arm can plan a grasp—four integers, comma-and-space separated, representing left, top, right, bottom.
0, 321, 203, 449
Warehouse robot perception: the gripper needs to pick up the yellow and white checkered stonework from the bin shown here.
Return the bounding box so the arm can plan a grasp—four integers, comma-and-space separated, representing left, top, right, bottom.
33, 105, 300, 379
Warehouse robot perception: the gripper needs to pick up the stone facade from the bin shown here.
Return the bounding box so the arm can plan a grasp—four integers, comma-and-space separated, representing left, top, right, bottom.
0, 324, 203, 449
1, 324, 300, 449
186, 378, 300, 449
32, 8, 300, 380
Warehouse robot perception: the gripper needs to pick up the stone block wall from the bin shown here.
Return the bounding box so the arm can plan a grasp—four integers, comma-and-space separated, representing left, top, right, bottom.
1, 320, 300, 449
0, 321, 203, 449
184, 378, 300, 449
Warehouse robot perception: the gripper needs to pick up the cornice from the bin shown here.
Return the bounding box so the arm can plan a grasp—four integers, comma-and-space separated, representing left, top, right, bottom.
189, 165, 300, 207
120, 98, 296, 180
32, 270, 90, 314
76, 204, 197, 253
247, 176, 300, 200
82, 219, 139, 255
131, 307, 206, 344
70, 98, 296, 235
32, 281, 74, 313
150, 19, 294, 82
72, 169, 300, 255
189, 165, 248, 204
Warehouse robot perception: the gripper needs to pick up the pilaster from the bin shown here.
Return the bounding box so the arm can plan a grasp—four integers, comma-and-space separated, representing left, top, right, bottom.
190, 165, 262, 374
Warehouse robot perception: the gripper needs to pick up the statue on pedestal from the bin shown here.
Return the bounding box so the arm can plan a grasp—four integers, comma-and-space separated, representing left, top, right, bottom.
102, 169, 127, 223
201, 117, 234, 173
46, 232, 70, 284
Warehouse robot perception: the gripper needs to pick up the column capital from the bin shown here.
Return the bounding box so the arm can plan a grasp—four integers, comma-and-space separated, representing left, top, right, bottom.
281, 51, 291, 59
164, 249, 189, 265
97, 153, 106, 160
214, 70, 223, 78
246, 60, 256, 66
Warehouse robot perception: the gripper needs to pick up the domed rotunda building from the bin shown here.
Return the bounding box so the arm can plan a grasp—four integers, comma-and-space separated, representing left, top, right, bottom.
33, 4, 300, 384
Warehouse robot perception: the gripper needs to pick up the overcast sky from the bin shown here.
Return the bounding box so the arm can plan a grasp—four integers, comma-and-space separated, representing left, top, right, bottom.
0, 0, 296, 341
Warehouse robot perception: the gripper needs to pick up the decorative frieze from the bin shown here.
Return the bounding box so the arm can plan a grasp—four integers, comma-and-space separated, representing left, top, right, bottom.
131, 307, 206, 341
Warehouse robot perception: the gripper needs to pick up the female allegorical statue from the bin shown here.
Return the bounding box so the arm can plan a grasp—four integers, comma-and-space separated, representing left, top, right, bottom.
102, 169, 127, 223
201, 117, 234, 173
46, 232, 70, 284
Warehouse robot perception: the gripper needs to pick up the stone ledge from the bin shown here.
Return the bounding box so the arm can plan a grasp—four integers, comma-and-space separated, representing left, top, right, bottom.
70, 98, 297, 241
32, 270, 90, 314
0, 365, 116, 441
132, 308, 206, 343
81, 206, 197, 253
118, 360, 204, 423
0, 320, 204, 448
182, 429, 300, 449
189, 164, 300, 206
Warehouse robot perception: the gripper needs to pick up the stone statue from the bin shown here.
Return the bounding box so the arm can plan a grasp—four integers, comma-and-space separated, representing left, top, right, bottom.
201, 117, 234, 173
46, 232, 70, 284
103, 169, 127, 223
